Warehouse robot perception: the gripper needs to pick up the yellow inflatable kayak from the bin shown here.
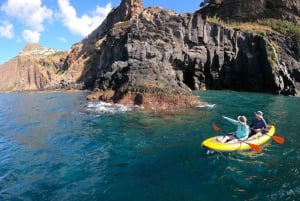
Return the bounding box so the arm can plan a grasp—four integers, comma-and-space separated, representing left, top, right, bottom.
201, 125, 275, 151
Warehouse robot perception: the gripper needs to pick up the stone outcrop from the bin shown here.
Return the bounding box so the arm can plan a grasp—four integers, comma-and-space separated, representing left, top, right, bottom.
202, 0, 300, 24
0, 0, 299, 111
75, 0, 299, 99
19, 43, 60, 56
0, 43, 83, 91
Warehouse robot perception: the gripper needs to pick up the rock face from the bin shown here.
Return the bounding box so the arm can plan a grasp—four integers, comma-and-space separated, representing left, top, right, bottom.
203, 0, 300, 24
75, 0, 299, 98
0, 0, 299, 110
0, 43, 83, 91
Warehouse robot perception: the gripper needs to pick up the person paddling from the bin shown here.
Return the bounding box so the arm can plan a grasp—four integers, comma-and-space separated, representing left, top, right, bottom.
248, 111, 268, 139
217, 115, 250, 143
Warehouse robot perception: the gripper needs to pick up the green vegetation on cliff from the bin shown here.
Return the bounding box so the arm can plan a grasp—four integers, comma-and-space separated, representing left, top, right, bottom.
207, 16, 300, 44
257, 19, 300, 44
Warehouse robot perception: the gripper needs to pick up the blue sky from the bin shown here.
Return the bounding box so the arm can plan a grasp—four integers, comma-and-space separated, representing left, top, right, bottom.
0, 0, 203, 64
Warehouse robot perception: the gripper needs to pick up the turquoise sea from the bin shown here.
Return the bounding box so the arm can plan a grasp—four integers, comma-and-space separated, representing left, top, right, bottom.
0, 90, 299, 201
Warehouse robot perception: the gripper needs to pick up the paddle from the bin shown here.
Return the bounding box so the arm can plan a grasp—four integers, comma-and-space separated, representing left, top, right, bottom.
265, 133, 285, 144
212, 123, 261, 152
251, 128, 285, 144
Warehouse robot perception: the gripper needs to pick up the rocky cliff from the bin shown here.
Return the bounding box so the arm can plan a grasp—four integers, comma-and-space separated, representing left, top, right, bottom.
76, 0, 300, 98
0, 43, 83, 91
202, 0, 300, 24
0, 0, 299, 111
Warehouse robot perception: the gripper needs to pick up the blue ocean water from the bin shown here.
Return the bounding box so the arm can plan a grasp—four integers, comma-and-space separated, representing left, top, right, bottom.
0, 90, 299, 201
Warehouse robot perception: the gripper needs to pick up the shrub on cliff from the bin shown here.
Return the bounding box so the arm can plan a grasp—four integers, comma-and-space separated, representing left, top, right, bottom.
257, 19, 300, 44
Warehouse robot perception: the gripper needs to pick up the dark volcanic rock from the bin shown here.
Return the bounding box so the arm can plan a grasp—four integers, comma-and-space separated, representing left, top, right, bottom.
76, 0, 299, 99
202, 0, 300, 24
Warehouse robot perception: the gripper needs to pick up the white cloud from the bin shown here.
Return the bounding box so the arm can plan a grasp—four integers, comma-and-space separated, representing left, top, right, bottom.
22, 30, 40, 43
57, 36, 67, 43
58, 0, 112, 36
1, 0, 53, 32
0, 20, 14, 39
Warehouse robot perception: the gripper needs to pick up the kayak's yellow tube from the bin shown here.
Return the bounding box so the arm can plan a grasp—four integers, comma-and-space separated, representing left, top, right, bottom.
201, 125, 275, 151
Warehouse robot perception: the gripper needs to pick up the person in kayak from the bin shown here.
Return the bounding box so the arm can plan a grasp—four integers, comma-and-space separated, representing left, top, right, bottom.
248, 111, 268, 139
217, 115, 250, 143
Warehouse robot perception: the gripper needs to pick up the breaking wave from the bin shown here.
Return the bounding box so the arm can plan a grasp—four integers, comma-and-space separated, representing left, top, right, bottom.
86, 101, 132, 114
196, 102, 216, 109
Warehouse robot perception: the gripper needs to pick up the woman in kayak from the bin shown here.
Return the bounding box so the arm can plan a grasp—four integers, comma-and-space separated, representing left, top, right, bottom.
217, 115, 250, 143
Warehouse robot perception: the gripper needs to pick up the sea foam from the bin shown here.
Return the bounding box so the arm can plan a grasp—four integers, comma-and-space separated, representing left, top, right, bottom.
86, 101, 132, 114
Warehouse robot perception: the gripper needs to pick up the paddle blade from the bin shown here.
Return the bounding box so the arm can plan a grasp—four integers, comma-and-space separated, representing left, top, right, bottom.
247, 142, 261, 152
212, 123, 220, 131
272, 136, 285, 144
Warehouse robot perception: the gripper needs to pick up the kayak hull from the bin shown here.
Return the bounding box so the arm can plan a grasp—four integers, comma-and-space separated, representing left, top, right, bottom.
201, 125, 275, 151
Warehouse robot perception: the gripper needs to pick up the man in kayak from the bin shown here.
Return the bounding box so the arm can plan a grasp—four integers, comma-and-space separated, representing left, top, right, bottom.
217, 115, 250, 143
248, 111, 268, 139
